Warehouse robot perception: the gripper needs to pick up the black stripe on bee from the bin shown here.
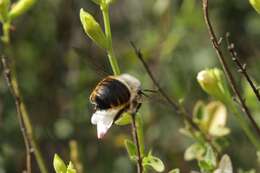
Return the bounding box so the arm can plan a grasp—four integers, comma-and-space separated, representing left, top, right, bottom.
90, 76, 131, 110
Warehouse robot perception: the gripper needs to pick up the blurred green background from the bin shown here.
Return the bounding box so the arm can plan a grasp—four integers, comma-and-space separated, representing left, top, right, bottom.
1, 0, 260, 172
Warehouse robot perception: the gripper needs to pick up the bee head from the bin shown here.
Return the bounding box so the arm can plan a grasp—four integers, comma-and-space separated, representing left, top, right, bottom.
117, 74, 141, 99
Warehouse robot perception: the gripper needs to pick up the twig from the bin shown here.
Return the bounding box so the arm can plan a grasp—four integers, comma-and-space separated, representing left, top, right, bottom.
130, 42, 220, 153
1, 56, 32, 173
225, 33, 260, 102
130, 103, 143, 173
201, 0, 260, 136
1, 56, 48, 173
130, 42, 199, 131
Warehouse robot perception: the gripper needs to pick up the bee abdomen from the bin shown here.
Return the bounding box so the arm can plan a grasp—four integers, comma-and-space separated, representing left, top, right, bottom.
91, 77, 131, 110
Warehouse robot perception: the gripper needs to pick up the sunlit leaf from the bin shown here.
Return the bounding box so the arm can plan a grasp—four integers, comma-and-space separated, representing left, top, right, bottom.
204, 144, 217, 167
0, 0, 10, 21
143, 154, 165, 172
192, 101, 209, 132
199, 160, 214, 172
168, 168, 180, 173
184, 143, 205, 161
197, 68, 231, 103
9, 0, 36, 20
79, 9, 108, 49
124, 139, 137, 161
207, 101, 230, 137
210, 127, 230, 137
199, 144, 217, 172
115, 113, 132, 126
213, 154, 232, 173
193, 101, 206, 124
66, 162, 77, 173
53, 154, 67, 173
249, 0, 260, 13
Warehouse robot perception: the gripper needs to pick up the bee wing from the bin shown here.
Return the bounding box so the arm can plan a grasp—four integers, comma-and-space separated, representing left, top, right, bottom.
141, 91, 173, 107
72, 46, 112, 77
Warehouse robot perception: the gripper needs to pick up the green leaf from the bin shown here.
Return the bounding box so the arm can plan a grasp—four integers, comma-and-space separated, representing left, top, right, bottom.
199, 160, 214, 172
0, 0, 10, 21
213, 154, 232, 173
115, 113, 132, 126
143, 154, 165, 172
8, 0, 36, 20
168, 168, 180, 173
184, 143, 205, 161
136, 115, 145, 157
204, 144, 217, 167
207, 102, 230, 137
193, 101, 206, 123
199, 144, 217, 172
124, 139, 137, 161
212, 137, 230, 151
66, 162, 77, 173
210, 127, 230, 137
53, 154, 67, 173
249, 0, 260, 13
197, 68, 231, 103
79, 8, 108, 49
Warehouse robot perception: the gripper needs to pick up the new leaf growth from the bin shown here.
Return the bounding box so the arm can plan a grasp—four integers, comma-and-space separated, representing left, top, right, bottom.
197, 68, 231, 103
80, 8, 108, 49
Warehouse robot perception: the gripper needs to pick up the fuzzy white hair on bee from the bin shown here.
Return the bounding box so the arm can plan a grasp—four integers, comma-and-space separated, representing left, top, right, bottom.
89, 73, 142, 139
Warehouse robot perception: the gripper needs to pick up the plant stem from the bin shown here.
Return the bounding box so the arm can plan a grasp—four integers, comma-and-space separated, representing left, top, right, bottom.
225, 33, 260, 102
131, 113, 143, 173
101, 4, 120, 75
136, 115, 145, 157
130, 42, 220, 153
1, 53, 48, 173
1, 56, 31, 173
201, 0, 260, 141
100, 3, 143, 172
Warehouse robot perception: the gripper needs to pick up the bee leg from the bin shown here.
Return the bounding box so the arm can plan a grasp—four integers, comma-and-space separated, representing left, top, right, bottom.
113, 104, 130, 123
139, 91, 150, 98
134, 103, 142, 114
129, 101, 142, 115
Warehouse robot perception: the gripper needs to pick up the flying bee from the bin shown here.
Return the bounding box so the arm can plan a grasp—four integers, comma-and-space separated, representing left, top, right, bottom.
90, 74, 143, 139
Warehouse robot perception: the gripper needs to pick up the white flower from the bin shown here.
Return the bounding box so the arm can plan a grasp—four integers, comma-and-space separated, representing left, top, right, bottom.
91, 109, 119, 139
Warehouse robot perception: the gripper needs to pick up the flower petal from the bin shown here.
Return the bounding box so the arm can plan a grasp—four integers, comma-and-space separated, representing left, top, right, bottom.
91, 109, 119, 139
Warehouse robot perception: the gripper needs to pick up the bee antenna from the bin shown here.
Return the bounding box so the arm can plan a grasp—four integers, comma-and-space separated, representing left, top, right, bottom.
142, 89, 158, 93
139, 90, 150, 98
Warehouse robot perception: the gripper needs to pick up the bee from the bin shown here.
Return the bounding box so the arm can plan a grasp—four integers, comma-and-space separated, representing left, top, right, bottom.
89, 74, 142, 139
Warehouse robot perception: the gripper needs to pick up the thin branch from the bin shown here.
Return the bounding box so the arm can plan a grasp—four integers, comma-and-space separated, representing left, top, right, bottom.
130, 42, 220, 153
201, 0, 260, 136
225, 33, 260, 102
130, 103, 143, 173
1, 56, 48, 173
1, 56, 32, 173
130, 42, 198, 131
